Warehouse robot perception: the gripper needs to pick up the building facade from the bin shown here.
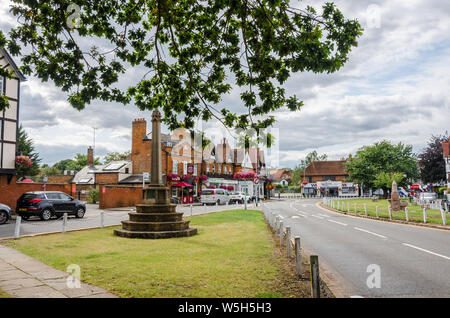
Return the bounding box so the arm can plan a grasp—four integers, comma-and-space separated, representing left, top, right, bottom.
301, 160, 358, 197
443, 137, 450, 189
0, 49, 26, 185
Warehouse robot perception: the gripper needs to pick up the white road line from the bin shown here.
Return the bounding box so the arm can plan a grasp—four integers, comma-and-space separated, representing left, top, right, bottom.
311, 215, 324, 220
318, 213, 330, 218
353, 227, 387, 239
328, 219, 348, 226
402, 243, 450, 260
296, 213, 308, 218
291, 216, 300, 219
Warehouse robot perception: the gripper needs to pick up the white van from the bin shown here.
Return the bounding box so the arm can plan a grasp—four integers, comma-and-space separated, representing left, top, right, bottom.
200, 189, 230, 205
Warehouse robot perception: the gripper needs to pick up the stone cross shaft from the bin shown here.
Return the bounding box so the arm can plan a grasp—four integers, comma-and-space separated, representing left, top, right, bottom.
151, 110, 162, 185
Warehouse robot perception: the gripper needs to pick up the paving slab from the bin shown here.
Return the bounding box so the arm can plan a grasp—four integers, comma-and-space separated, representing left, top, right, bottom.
0, 244, 118, 298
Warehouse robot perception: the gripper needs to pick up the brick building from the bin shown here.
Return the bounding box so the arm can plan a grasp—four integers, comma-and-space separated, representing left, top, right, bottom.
302, 160, 358, 197
270, 169, 292, 186
443, 137, 450, 188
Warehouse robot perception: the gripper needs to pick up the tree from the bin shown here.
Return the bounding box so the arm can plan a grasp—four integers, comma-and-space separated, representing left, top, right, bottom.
418, 132, 448, 184
2, 1, 362, 132
345, 141, 418, 192
53, 154, 101, 172
36, 165, 63, 182
103, 151, 131, 164
291, 150, 327, 185
373, 172, 404, 193
16, 125, 41, 177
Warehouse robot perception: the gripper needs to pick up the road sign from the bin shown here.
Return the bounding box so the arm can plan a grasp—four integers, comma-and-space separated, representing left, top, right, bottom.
143, 172, 150, 181
253, 177, 259, 184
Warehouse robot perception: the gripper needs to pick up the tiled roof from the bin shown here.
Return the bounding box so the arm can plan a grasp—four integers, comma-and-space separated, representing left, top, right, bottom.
270, 169, 292, 182
304, 160, 348, 176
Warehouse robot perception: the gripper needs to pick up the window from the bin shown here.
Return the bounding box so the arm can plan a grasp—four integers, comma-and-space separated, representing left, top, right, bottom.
172, 187, 177, 197
45, 193, 61, 200
218, 164, 221, 173
212, 164, 216, 173
173, 160, 178, 174
104, 163, 126, 171
194, 164, 198, 176
125, 168, 129, 174
322, 176, 336, 181
183, 161, 187, 174
0, 76, 4, 93
308, 177, 313, 183
206, 164, 210, 173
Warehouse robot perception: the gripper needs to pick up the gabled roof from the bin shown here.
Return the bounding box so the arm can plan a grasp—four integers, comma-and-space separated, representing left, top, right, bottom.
270, 169, 292, 182
0, 48, 26, 81
304, 160, 348, 176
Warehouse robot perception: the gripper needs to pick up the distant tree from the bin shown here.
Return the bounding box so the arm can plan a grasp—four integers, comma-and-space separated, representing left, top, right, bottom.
16, 125, 41, 177
345, 141, 418, 192
103, 151, 131, 164
418, 133, 448, 184
53, 154, 101, 172
53, 159, 76, 172
373, 172, 404, 194
36, 165, 62, 182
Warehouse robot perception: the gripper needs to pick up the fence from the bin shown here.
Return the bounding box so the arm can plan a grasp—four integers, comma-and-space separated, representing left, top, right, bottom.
322, 197, 448, 226
262, 203, 330, 298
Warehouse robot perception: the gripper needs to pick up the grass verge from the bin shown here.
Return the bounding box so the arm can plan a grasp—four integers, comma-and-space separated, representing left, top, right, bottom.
332, 199, 446, 225
0, 289, 11, 298
3, 209, 309, 298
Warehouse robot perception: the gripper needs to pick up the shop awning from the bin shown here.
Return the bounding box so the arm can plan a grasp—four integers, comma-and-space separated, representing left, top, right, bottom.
172, 182, 193, 187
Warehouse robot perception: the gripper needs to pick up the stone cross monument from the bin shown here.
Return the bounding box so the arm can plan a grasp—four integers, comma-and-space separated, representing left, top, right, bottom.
389, 180, 407, 211
114, 110, 197, 239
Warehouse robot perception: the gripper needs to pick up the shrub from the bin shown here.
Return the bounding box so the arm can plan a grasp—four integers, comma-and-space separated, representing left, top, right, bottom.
87, 187, 99, 204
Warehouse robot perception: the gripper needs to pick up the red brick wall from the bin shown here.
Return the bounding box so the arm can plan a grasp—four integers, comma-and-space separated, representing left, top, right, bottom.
0, 175, 72, 211
98, 185, 143, 209
47, 175, 74, 184
131, 118, 150, 174
95, 173, 119, 185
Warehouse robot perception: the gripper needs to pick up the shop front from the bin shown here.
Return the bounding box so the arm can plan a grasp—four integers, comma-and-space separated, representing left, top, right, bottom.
339, 182, 358, 197
317, 181, 341, 197
301, 183, 318, 197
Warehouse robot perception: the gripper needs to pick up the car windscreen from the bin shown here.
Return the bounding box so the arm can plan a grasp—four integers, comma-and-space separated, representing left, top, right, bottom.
202, 190, 214, 195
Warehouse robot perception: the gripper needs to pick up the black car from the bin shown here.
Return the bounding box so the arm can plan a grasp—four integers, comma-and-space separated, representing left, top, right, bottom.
16, 191, 86, 221
0, 203, 12, 225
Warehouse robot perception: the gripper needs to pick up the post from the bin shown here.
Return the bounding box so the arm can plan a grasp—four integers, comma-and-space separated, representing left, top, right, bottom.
62, 213, 68, 233
279, 221, 284, 246
441, 208, 447, 225
347, 202, 350, 213
388, 205, 392, 220
100, 211, 104, 228
190, 204, 193, 216
310, 255, 320, 298
376, 206, 379, 218
275, 216, 280, 234
244, 195, 247, 210
354, 203, 357, 216
405, 206, 409, 222
337, 201, 340, 210
14, 216, 21, 239
286, 227, 291, 258
423, 207, 427, 223
295, 236, 301, 277
203, 203, 206, 213
364, 204, 367, 216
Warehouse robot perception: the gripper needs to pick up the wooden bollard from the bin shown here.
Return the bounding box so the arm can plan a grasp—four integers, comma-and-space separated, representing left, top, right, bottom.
423, 207, 427, 223
279, 221, 284, 246
295, 236, 302, 277
310, 255, 320, 298
441, 208, 447, 225
405, 207, 409, 222
364, 204, 367, 216
376, 206, 379, 218
354, 203, 357, 216
286, 227, 291, 258
388, 205, 392, 220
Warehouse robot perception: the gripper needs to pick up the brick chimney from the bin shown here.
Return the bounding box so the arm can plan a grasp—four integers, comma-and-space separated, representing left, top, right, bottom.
87, 146, 94, 166
131, 118, 150, 174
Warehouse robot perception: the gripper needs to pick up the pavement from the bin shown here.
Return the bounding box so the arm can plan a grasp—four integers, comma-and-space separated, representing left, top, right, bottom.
263, 198, 450, 298
0, 244, 117, 298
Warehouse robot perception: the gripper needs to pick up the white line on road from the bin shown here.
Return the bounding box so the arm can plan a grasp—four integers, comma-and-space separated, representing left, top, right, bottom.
311, 215, 324, 220
353, 227, 387, 239
402, 243, 450, 260
328, 219, 348, 226
318, 213, 330, 218
291, 216, 300, 219
296, 213, 308, 218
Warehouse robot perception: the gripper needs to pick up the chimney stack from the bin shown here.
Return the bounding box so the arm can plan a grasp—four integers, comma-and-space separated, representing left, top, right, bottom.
87, 146, 94, 166
131, 118, 150, 174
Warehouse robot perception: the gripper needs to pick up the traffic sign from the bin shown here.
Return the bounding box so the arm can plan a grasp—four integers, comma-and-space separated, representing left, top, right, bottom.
253, 177, 259, 184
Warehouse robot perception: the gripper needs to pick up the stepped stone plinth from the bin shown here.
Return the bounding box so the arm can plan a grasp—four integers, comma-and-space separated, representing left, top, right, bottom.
114, 110, 197, 239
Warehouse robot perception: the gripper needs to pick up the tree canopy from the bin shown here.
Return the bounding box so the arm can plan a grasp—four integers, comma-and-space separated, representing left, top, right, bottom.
53, 154, 102, 172
418, 132, 448, 184
291, 150, 327, 185
16, 124, 41, 177
345, 141, 418, 190
103, 151, 131, 164
1, 0, 362, 130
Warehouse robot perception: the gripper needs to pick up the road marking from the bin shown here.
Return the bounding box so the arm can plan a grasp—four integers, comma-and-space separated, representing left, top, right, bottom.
278, 215, 285, 219
296, 213, 308, 218
328, 219, 347, 226
402, 243, 450, 260
318, 213, 330, 218
291, 216, 300, 219
353, 227, 387, 239
311, 215, 324, 220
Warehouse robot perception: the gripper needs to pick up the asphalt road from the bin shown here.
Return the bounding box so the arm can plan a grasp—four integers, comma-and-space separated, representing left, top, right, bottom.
0, 201, 253, 239
263, 198, 450, 298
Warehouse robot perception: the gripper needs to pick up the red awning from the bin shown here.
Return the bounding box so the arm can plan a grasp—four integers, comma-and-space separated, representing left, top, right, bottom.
20, 178, 34, 183
410, 185, 420, 189
172, 182, 193, 187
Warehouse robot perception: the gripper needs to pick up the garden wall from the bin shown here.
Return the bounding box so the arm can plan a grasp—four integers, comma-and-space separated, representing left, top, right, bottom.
98, 185, 143, 209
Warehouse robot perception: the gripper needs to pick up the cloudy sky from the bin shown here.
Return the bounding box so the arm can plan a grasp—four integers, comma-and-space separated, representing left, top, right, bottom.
1, 0, 449, 169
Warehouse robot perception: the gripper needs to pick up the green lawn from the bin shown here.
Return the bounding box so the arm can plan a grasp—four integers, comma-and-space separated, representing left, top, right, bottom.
331, 199, 446, 225
3, 210, 308, 298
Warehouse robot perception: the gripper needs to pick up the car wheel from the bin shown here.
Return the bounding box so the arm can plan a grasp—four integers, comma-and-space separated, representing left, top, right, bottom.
217, 200, 220, 206
0, 211, 8, 225
40, 209, 52, 221
75, 207, 85, 218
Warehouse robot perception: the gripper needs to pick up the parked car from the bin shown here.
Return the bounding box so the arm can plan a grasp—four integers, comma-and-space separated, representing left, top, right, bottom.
16, 191, 86, 221
229, 192, 251, 204
200, 189, 230, 205
442, 193, 450, 211
418, 192, 437, 203
0, 203, 12, 225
